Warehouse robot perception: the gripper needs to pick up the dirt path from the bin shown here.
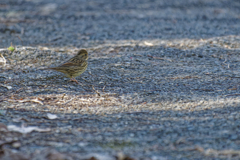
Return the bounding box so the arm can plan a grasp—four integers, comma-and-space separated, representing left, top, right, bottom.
1, 0, 240, 159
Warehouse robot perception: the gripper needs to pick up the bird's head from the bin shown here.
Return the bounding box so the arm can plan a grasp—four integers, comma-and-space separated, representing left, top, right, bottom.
77, 49, 88, 60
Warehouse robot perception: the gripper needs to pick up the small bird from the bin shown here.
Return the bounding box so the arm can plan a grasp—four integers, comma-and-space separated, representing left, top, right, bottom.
45, 49, 88, 84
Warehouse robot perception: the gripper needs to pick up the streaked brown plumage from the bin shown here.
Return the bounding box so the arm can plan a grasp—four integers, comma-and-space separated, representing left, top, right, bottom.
45, 49, 88, 83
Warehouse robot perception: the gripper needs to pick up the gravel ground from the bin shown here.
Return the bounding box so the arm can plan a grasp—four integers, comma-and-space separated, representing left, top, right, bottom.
1, 0, 240, 159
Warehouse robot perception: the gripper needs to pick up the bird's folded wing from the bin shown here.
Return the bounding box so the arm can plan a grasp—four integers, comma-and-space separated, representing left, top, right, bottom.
61, 59, 87, 67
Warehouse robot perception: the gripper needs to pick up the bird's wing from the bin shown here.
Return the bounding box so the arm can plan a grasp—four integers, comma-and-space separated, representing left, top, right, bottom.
60, 59, 87, 67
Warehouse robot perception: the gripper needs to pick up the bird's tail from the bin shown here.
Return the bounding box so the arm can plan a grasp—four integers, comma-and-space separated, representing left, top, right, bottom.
38, 67, 55, 70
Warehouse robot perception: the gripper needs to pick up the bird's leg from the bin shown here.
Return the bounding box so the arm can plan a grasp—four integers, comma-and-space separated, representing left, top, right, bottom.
70, 77, 79, 84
